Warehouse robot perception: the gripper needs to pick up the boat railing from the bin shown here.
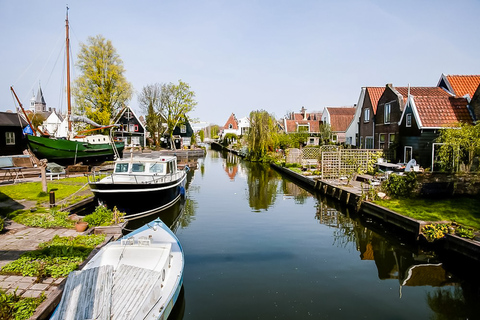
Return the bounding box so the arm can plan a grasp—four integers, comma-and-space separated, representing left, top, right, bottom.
87, 170, 185, 185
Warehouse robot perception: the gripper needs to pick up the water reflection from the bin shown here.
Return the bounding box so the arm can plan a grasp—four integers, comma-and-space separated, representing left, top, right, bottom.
245, 162, 278, 211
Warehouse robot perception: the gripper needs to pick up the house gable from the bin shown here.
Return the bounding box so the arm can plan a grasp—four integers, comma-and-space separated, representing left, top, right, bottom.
437, 74, 480, 98
113, 106, 146, 147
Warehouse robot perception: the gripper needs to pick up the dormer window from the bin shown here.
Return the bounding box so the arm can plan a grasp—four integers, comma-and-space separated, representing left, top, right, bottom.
229, 124, 233, 129
406, 113, 412, 127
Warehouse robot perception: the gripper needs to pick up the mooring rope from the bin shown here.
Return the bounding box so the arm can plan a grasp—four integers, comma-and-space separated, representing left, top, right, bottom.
58, 181, 90, 210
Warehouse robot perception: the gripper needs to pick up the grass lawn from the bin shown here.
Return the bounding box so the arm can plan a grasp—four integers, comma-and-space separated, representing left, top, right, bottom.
375, 196, 480, 230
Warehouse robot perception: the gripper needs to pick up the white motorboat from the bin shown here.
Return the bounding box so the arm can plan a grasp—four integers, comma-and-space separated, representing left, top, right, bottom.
51, 218, 184, 320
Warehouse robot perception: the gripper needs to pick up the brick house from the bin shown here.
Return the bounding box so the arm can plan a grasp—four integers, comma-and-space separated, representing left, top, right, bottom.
283, 107, 323, 145
357, 87, 384, 149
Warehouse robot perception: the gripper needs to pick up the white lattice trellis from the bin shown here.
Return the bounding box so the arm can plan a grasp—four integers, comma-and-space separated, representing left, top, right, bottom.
321, 149, 383, 180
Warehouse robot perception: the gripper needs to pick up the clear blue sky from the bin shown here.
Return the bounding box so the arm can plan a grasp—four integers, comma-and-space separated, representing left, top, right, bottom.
1, 0, 479, 126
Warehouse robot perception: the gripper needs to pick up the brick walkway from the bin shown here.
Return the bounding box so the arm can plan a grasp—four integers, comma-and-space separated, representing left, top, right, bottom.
0, 220, 81, 300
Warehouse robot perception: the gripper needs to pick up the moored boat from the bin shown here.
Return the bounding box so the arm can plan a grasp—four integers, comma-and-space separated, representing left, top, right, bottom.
51, 218, 184, 320
88, 155, 187, 219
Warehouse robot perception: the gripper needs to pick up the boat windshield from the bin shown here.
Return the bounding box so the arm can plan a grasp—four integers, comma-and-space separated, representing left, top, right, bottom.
115, 163, 129, 173
132, 163, 146, 173
149, 163, 165, 174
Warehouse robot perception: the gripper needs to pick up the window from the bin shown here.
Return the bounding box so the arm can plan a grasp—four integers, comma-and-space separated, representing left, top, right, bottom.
389, 134, 395, 147
364, 108, 370, 122
308, 138, 315, 145
134, 125, 139, 132
331, 134, 338, 142
129, 124, 135, 132
365, 137, 374, 149
115, 163, 129, 173
132, 163, 146, 172
379, 134, 386, 149
298, 124, 309, 132
149, 163, 165, 174
384, 103, 391, 124
181, 125, 186, 133
406, 113, 412, 127
5, 132, 15, 145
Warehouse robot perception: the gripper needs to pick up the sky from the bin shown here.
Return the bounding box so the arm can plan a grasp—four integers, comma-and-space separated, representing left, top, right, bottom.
1, 0, 480, 127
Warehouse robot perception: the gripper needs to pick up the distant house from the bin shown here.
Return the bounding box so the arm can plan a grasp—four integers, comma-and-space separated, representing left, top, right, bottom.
398, 94, 473, 168
356, 87, 384, 148
113, 106, 146, 147
322, 107, 356, 144
223, 113, 239, 136
171, 118, 194, 149
283, 107, 323, 145
0, 112, 28, 156
470, 83, 480, 122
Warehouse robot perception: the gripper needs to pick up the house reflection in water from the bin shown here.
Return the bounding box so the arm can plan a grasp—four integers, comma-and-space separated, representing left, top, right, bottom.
223, 152, 240, 181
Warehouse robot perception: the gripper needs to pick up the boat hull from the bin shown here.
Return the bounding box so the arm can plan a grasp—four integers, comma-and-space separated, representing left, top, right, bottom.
27, 135, 124, 164
89, 173, 186, 219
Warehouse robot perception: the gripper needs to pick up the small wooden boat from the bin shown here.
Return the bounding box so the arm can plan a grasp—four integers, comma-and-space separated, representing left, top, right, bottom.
88, 155, 187, 219
51, 218, 184, 320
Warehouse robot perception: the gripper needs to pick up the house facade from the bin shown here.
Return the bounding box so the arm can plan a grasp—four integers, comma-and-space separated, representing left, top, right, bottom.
357, 87, 384, 149
0, 112, 28, 156
283, 107, 323, 145
322, 106, 356, 144
113, 106, 146, 147
398, 94, 473, 168
171, 118, 194, 149
222, 113, 250, 136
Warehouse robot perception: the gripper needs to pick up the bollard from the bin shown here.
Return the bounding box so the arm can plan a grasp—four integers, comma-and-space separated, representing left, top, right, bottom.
49, 191, 55, 208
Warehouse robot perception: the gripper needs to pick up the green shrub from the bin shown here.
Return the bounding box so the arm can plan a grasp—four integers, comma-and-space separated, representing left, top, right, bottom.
83, 206, 125, 227
383, 172, 417, 198
0, 217, 4, 232
455, 226, 475, 239
12, 209, 74, 229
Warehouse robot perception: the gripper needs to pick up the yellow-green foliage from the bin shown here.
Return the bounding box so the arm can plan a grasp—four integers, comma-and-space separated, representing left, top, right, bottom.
422, 223, 450, 242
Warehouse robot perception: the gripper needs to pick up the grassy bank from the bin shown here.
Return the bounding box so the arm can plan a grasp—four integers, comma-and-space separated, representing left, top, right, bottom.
374, 196, 480, 230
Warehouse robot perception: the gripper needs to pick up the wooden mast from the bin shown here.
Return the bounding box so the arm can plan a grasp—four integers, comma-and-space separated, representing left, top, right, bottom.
66, 6, 72, 134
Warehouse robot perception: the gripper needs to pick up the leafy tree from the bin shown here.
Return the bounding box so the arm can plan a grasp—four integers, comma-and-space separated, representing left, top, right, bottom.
246, 110, 278, 161
198, 129, 205, 142
436, 123, 480, 172
160, 80, 197, 150
138, 83, 163, 146
318, 123, 332, 145
27, 113, 46, 134
73, 35, 133, 131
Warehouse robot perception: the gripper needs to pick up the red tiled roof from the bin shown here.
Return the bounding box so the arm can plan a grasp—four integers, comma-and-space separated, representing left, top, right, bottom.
396, 87, 450, 103
284, 119, 321, 133
326, 107, 356, 132
413, 96, 472, 128
223, 113, 238, 129
365, 87, 384, 114
445, 75, 480, 98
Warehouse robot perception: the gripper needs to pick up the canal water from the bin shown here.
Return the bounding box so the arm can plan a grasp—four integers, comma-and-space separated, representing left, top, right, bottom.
147, 149, 480, 319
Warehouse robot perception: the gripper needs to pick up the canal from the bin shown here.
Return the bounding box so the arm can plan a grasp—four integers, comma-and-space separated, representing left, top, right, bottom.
153, 149, 480, 319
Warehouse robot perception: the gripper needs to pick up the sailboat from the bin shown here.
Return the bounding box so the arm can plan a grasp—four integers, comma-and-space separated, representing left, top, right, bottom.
11, 8, 124, 165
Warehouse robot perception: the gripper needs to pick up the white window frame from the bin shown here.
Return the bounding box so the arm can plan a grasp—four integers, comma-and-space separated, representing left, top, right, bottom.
379, 133, 386, 149
384, 103, 391, 124
331, 134, 338, 142
297, 124, 310, 133
406, 113, 412, 127
404, 146, 413, 163
181, 125, 187, 133
5, 132, 15, 145
388, 133, 395, 147
365, 137, 374, 149
364, 108, 370, 122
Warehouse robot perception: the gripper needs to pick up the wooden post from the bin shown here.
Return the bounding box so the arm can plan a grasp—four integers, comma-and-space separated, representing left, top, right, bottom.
40, 159, 48, 193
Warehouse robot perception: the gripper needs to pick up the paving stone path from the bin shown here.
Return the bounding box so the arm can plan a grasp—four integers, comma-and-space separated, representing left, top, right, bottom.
0, 220, 81, 300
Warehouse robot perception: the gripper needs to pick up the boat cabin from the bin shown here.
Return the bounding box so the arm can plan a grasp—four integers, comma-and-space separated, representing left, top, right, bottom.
114, 156, 178, 176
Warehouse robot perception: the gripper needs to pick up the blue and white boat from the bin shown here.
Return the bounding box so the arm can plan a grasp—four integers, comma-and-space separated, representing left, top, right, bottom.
51, 218, 184, 320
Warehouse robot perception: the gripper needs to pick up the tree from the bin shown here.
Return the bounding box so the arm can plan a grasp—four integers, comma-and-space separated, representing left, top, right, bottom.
246, 110, 278, 161
198, 129, 205, 142
138, 83, 163, 146
160, 80, 197, 150
318, 123, 332, 145
73, 35, 133, 131
436, 123, 480, 172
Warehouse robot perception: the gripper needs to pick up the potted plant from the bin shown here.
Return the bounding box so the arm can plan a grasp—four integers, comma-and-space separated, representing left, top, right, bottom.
75, 220, 89, 232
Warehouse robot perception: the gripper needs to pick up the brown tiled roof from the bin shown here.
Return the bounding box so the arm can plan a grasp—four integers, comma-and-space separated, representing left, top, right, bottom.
396, 87, 450, 103
365, 87, 384, 114
284, 119, 321, 133
445, 75, 480, 98
326, 107, 356, 132
413, 96, 472, 128
0, 111, 28, 127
